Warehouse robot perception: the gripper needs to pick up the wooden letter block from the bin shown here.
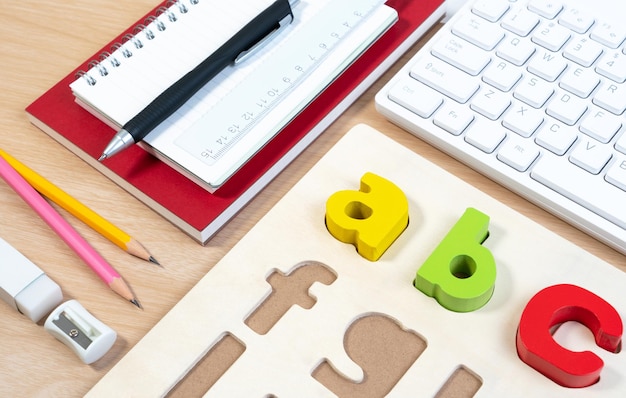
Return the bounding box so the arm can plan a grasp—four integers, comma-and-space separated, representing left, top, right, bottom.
516, 284, 623, 388
325, 172, 408, 261
414, 208, 496, 312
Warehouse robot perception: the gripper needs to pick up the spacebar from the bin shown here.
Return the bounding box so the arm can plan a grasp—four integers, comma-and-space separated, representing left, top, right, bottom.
530, 155, 626, 229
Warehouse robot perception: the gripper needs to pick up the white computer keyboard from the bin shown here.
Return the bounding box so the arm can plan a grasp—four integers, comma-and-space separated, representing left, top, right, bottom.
375, 0, 626, 255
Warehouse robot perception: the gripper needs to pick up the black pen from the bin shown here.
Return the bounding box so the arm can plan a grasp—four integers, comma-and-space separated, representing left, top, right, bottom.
98, 0, 299, 161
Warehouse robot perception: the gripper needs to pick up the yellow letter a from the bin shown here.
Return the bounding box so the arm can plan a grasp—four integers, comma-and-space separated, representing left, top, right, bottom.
325, 172, 408, 261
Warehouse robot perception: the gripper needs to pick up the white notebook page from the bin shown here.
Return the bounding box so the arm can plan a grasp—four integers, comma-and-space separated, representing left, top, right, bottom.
71, 0, 274, 126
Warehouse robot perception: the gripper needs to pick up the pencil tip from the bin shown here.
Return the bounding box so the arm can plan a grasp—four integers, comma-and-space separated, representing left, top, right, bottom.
149, 256, 162, 266
130, 298, 143, 309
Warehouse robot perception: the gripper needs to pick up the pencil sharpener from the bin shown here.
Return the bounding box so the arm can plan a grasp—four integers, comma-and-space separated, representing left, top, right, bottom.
44, 300, 117, 364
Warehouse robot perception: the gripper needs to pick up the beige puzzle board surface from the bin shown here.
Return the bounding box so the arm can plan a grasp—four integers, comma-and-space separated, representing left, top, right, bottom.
88, 124, 625, 397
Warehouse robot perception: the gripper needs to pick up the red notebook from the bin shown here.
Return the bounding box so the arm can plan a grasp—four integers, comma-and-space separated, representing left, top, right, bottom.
26, 0, 446, 244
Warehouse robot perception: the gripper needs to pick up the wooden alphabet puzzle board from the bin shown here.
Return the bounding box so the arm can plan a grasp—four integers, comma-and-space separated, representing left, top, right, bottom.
88, 124, 626, 397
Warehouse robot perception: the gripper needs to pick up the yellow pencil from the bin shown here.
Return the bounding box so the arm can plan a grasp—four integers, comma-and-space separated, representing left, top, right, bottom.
0, 149, 159, 265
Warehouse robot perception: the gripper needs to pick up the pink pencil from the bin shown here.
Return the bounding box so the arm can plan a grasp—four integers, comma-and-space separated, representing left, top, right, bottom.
0, 155, 141, 308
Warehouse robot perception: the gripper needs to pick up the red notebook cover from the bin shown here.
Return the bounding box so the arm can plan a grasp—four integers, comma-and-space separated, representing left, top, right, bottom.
26, 0, 445, 244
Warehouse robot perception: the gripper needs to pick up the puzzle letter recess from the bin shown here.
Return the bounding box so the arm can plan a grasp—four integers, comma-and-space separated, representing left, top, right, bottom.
88, 125, 625, 397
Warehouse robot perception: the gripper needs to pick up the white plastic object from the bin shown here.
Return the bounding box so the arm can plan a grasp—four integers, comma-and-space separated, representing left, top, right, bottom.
0, 237, 63, 322
44, 300, 117, 364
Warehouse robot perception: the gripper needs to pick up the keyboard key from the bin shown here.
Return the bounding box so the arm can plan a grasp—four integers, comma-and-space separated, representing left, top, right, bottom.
471, 0, 510, 22
501, 8, 540, 36
496, 36, 536, 66
433, 102, 475, 135
388, 78, 443, 118
502, 100, 544, 137
528, 0, 563, 19
616, 133, 626, 155
569, 138, 612, 174
558, 7, 595, 33
595, 51, 626, 83
482, 60, 522, 91
559, 66, 600, 98
593, 81, 626, 115
590, 21, 626, 48
579, 106, 622, 143
465, 117, 506, 153
563, 37, 603, 67
513, 75, 554, 108
546, 90, 587, 125
531, 153, 626, 229
531, 21, 571, 51
605, 157, 626, 192
471, 86, 511, 120
410, 57, 479, 103
452, 14, 505, 50
527, 49, 568, 81
431, 33, 491, 76
535, 119, 577, 155
497, 134, 540, 171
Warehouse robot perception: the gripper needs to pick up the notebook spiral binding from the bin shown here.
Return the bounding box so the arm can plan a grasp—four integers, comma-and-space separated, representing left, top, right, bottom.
75, 0, 199, 86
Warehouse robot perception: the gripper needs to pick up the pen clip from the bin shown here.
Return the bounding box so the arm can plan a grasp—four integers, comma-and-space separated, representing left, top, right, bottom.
234, 11, 294, 64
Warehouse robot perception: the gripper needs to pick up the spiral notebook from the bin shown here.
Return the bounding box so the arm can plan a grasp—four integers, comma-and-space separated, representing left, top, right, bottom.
26, 0, 447, 243
70, 0, 396, 192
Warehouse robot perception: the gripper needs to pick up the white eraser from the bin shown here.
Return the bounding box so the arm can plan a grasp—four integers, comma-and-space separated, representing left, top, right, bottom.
0, 238, 63, 322
15, 274, 64, 323
44, 300, 117, 364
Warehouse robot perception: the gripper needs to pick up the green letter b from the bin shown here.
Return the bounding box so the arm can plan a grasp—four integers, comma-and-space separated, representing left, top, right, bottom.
414, 208, 496, 312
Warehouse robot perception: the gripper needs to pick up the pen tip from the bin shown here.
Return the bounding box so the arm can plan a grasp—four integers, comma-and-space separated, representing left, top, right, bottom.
130, 298, 143, 309
149, 256, 162, 266
98, 154, 107, 162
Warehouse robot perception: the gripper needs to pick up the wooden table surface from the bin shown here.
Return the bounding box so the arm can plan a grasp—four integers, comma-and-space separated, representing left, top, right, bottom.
1, 1, 624, 396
